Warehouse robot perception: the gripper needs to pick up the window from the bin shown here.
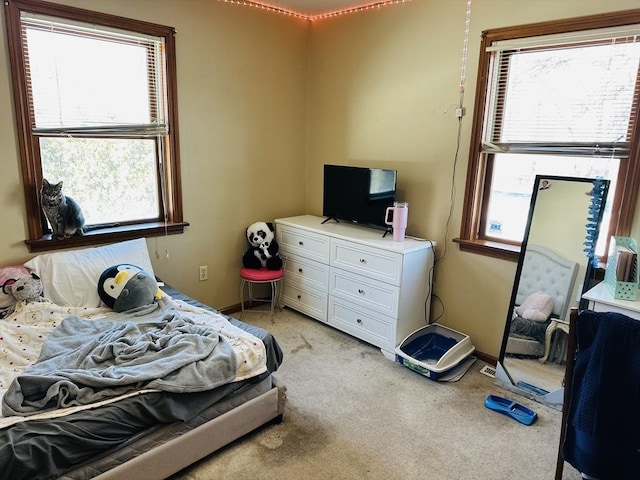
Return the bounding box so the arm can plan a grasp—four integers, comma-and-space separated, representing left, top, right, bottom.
457, 10, 640, 261
4, 0, 187, 252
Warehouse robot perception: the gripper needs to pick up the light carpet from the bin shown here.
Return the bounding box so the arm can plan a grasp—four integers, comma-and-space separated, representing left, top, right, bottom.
172, 306, 582, 480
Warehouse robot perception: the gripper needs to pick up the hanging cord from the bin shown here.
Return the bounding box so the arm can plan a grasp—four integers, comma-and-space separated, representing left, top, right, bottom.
429, 293, 445, 324
157, 135, 170, 260
439, 0, 472, 265
422, 240, 436, 324
429, 0, 472, 326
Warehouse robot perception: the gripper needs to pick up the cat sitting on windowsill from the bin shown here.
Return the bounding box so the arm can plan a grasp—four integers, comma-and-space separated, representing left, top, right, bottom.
40, 179, 86, 239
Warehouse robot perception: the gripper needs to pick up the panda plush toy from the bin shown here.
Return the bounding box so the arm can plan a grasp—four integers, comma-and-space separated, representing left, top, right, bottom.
242, 221, 283, 270
9, 273, 45, 304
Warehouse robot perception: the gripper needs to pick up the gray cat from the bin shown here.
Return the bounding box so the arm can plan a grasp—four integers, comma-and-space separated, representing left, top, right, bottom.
41, 179, 85, 239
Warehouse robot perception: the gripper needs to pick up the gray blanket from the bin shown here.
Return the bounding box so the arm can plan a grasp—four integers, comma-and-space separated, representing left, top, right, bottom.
2, 302, 238, 416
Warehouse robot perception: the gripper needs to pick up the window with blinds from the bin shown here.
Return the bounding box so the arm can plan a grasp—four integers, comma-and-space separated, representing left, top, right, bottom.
483, 26, 639, 158
21, 14, 168, 137
476, 23, 640, 250
4, 0, 185, 249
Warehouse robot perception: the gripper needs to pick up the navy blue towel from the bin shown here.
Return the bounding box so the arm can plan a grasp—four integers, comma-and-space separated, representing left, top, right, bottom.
562, 310, 640, 480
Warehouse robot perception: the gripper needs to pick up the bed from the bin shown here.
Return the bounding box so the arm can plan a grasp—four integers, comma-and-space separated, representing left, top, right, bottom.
0, 239, 285, 480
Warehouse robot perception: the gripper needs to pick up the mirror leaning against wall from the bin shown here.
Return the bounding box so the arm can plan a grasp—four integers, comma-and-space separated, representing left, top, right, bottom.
495, 175, 610, 411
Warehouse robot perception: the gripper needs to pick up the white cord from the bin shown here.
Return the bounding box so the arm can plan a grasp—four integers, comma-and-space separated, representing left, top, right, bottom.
438, 0, 471, 264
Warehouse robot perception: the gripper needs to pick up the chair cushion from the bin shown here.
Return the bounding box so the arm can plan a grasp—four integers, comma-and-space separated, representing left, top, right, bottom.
240, 267, 284, 282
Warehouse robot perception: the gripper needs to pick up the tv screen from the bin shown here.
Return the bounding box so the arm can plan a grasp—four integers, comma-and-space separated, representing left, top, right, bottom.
322, 164, 397, 229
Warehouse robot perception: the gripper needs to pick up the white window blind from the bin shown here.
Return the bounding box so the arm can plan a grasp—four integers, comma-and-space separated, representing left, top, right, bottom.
20, 13, 167, 137
483, 25, 640, 157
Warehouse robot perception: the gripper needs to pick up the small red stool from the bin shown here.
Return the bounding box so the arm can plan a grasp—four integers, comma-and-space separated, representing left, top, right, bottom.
240, 267, 285, 320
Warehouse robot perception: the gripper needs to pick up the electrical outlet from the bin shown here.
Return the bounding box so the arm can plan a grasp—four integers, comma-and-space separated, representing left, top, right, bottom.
199, 265, 208, 281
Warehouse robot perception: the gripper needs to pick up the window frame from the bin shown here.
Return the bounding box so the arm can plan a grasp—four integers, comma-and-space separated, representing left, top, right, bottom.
456, 9, 640, 262
4, 0, 187, 253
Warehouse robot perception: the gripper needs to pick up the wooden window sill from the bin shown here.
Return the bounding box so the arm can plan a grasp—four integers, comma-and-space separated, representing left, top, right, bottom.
453, 238, 521, 262
25, 221, 189, 253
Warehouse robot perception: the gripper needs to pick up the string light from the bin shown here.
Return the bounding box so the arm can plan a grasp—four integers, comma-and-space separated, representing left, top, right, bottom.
459, 0, 472, 96
218, 0, 308, 20
218, 0, 411, 22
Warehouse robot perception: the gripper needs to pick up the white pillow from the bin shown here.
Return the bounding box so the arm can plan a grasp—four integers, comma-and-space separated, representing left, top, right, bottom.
24, 238, 155, 308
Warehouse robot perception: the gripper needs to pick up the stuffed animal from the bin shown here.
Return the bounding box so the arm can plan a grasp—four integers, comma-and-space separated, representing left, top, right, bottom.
242, 221, 283, 270
98, 264, 162, 312
9, 272, 45, 304
0, 265, 31, 318
515, 292, 554, 323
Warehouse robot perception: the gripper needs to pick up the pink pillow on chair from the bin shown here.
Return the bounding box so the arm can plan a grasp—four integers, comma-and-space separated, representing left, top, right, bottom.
515, 292, 554, 322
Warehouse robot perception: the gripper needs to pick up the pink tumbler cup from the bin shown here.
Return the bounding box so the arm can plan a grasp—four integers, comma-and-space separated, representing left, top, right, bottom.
385, 202, 408, 242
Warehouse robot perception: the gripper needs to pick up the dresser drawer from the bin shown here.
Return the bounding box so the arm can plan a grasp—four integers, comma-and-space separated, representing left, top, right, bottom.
328, 298, 393, 350
284, 253, 329, 292
277, 226, 330, 264
330, 239, 402, 285
329, 267, 399, 317
281, 283, 327, 322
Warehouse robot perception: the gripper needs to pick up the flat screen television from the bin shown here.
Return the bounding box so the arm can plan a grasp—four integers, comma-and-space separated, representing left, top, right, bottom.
322, 164, 397, 230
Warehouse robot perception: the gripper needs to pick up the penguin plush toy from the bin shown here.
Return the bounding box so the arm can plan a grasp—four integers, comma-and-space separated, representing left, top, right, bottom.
98, 264, 161, 312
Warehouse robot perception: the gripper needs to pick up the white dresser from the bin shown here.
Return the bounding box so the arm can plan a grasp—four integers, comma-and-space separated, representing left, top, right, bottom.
582, 282, 640, 320
275, 215, 436, 359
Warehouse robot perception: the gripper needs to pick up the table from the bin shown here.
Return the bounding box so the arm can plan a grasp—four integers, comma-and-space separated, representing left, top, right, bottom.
582, 282, 640, 320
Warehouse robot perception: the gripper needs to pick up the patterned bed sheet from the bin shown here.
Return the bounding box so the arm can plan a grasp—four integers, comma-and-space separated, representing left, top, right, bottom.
0, 301, 109, 419
0, 285, 283, 480
0, 293, 267, 426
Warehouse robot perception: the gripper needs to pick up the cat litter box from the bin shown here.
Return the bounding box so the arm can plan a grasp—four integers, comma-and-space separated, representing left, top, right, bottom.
395, 324, 475, 380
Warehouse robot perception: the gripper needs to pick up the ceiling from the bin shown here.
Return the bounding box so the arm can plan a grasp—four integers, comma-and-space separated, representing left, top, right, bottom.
235, 1, 406, 19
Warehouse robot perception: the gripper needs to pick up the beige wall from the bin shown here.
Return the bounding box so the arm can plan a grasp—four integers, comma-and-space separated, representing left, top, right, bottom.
0, 1, 309, 305
1, 0, 638, 358
305, 0, 640, 357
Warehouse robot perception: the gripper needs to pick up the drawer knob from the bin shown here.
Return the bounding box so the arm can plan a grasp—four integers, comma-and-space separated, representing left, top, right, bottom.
298, 268, 303, 273
356, 318, 363, 324
299, 241, 304, 246
297, 295, 302, 300
358, 289, 365, 295
359, 258, 367, 264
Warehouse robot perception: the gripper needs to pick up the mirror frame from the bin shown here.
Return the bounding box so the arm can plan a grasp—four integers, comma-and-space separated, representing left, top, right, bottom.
495, 175, 610, 410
